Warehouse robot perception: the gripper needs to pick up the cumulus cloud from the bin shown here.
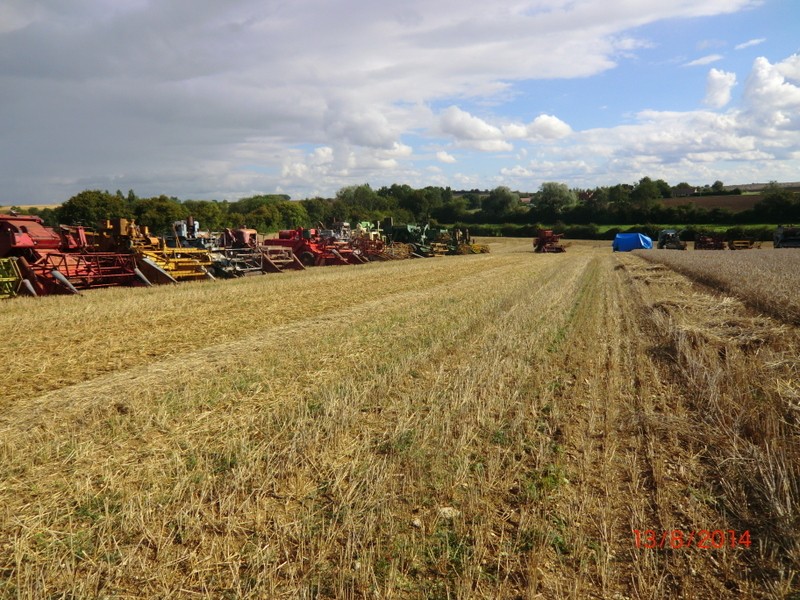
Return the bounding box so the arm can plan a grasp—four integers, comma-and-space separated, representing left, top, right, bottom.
436, 151, 457, 163
439, 106, 503, 141
704, 68, 737, 108
499, 54, 800, 190
527, 115, 573, 139
740, 55, 800, 136
323, 99, 400, 149
776, 54, 800, 83
438, 106, 514, 152
502, 115, 572, 140
0, 0, 792, 201
439, 107, 571, 153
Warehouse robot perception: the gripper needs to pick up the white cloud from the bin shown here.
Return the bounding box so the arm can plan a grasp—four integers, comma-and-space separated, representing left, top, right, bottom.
311, 146, 334, 165
735, 38, 766, 50
499, 53, 800, 189
704, 68, 737, 108
436, 151, 457, 163
684, 54, 724, 67
502, 115, 572, 140
439, 108, 571, 153
438, 106, 514, 152
741, 55, 800, 137
323, 99, 399, 149
776, 54, 800, 83
439, 106, 504, 141
527, 114, 573, 139
0, 0, 792, 202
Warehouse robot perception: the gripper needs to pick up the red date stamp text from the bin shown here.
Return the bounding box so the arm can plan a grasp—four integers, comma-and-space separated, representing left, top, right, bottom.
633, 529, 751, 549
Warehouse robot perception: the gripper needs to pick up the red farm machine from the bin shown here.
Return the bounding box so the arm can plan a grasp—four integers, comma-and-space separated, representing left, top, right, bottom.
264, 227, 365, 267
0, 214, 152, 296
533, 229, 566, 253
693, 234, 726, 250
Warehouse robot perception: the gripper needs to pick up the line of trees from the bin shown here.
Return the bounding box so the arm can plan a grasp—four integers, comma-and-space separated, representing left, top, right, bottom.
5, 178, 799, 235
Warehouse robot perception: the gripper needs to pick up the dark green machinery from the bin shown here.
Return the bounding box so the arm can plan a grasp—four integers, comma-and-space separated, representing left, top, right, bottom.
381, 219, 489, 256
657, 229, 687, 250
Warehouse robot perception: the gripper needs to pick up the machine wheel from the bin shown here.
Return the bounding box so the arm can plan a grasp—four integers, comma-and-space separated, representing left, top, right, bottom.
299, 252, 316, 267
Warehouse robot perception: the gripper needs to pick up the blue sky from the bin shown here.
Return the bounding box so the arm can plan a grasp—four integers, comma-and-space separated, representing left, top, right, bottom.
0, 0, 798, 204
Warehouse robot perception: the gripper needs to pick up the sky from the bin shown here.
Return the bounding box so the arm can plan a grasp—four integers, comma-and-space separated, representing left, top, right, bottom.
1, 0, 799, 204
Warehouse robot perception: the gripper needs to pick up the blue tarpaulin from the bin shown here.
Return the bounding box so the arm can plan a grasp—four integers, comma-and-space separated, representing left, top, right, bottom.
612, 233, 653, 252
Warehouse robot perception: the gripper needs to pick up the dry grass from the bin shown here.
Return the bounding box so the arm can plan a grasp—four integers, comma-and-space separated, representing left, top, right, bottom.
636, 247, 800, 325
1, 239, 797, 598
617, 254, 800, 598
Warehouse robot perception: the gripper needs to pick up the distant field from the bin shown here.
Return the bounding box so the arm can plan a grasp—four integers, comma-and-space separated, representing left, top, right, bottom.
595, 223, 776, 234
661, 193, 763, 213
0, 204, 59, 211
1, 239, 797, 598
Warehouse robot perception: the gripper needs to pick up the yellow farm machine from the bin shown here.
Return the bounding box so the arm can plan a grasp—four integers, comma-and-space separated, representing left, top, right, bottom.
727, 239, 760, 250
98, 218, 215, 283
0, 257, 26, 298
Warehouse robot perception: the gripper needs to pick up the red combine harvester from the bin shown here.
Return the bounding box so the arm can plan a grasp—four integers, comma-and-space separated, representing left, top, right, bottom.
265, 228, 364, 266
0, 214, 150, 296
533, 229, 566, 253
694, 234, 726, 250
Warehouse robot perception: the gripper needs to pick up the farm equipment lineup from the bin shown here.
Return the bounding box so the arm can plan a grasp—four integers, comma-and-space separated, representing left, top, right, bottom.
693, 234, 761, 250
0, 214, 490, 299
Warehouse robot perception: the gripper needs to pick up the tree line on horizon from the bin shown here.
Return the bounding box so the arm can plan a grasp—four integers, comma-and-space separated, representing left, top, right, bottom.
4, 177, 799, 236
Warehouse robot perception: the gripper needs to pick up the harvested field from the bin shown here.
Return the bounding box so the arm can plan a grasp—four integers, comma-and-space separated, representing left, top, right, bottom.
1, 239, 798, 598
637, 247, 800, 325
660, 194, 763, 213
